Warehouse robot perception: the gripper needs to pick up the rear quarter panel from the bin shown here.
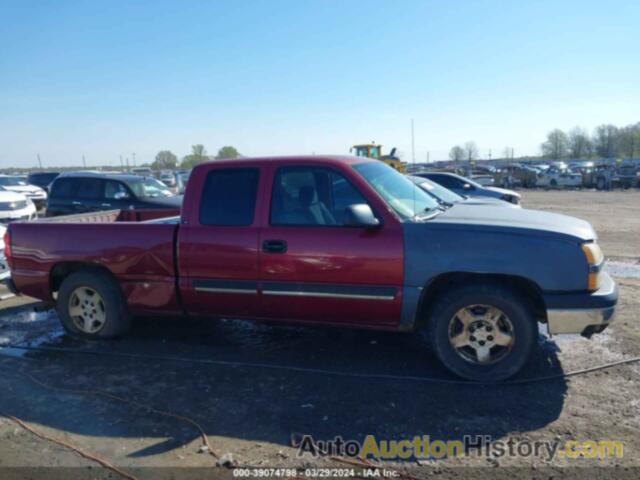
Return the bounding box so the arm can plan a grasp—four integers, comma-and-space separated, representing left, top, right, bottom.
10, 222, 180, 315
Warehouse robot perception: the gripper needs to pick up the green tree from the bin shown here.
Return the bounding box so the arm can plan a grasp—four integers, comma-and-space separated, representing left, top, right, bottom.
215, 146, 241, 160
180, 144, 209, 169
152, 150, 177, 170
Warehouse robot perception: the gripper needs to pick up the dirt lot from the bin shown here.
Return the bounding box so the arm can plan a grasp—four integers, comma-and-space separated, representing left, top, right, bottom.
0, 190, 639, 479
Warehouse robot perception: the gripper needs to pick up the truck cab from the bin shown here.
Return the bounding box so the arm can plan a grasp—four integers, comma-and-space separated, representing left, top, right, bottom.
4, 156, 617, 382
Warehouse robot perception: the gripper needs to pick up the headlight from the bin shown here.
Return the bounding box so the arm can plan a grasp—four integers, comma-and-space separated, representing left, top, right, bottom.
582, 242, 604, 291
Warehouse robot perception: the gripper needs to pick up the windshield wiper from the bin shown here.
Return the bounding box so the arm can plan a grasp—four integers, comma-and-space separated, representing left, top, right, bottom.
415, 206, 444, 221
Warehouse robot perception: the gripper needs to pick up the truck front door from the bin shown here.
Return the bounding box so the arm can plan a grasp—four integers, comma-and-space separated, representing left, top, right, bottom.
258, 163, 404, 327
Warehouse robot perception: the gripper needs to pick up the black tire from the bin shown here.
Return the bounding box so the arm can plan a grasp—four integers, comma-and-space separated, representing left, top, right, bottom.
426, 283, 537, 382
56, 270, 131, 339
596, 178, 605, 190
550, 179, 558, 188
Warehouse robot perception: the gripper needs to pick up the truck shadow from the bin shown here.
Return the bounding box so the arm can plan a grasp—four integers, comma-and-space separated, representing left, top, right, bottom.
0, 312, 568, 462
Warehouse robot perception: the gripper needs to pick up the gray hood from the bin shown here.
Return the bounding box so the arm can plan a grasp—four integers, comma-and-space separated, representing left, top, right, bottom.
486, 186, 521, 198
431, 204, 596, 240
462, 196, 519, 208
143, 195, 183, 208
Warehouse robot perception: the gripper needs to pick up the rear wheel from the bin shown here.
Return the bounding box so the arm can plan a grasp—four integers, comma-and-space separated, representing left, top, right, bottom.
57, 270, 130, 339
426, 284, 537, 382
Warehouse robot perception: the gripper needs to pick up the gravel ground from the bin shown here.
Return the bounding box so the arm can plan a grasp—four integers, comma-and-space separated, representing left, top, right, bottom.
0, 190, 639, 479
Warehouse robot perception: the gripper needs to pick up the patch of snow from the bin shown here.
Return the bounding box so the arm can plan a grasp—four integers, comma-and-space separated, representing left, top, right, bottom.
605, 260, 640, 279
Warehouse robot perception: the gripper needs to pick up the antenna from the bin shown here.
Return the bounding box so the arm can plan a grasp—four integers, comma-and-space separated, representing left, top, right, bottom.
411, 118, 415, 164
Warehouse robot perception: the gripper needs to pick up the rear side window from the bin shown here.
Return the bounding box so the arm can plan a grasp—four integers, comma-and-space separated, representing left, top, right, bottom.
199, 168, 259, 226
75, 178, 102, 199
429, 174, 460, 189
50, 178, 77, 199
104, 181, 130, 199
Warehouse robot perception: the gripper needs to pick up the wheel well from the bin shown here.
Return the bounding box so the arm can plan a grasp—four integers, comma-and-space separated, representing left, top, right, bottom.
415, 272, 547, 330
49, 262, 117, 294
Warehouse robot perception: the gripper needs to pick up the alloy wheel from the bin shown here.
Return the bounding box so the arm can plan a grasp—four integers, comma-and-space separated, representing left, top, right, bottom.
68, 286, 107, 334
448, 304, 515, 365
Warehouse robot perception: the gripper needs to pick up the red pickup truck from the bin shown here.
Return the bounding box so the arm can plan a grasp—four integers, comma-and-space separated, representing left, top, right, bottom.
4, 156, 617, 381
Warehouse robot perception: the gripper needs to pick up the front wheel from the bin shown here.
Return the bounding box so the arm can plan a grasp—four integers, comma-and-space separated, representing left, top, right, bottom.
426, 284, 537, 382
57, 270, 131, 339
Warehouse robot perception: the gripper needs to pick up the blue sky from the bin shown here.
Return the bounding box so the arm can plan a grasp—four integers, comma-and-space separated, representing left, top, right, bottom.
1, 0, 639, 167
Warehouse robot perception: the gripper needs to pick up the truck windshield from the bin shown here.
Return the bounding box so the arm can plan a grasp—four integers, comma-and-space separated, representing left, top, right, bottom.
126, 177, 174, 198
353, 162, 441, 220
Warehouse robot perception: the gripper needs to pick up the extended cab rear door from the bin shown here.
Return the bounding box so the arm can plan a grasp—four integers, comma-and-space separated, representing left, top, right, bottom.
178, 163, 265, 318
257, 160, 404, 327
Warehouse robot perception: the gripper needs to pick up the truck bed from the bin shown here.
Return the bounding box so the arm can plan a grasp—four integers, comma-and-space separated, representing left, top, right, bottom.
8, 209, 182, 315
39, 208, 180, 223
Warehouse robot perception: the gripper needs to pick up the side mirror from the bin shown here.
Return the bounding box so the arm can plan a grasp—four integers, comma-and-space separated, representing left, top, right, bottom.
343, 204, 380, 228
114, 191, 130, 200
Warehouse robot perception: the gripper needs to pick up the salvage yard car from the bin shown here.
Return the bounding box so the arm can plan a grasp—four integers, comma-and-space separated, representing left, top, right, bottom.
535, 166, 582, 188
4, 156, 617, 382
27, 171, 60, 194
408, 176, 518, 208
46, 172, 182, 217
415, 172, 521, 205
0, 175, 48, 210
0, 188, 37, 223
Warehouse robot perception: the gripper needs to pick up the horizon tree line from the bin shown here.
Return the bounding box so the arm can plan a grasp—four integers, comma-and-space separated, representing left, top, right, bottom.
151, 145, 242, 170
448, 121, 640, 163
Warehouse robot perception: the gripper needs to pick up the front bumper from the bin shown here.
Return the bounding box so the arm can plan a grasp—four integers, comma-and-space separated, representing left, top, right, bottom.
545, 272, 618, 337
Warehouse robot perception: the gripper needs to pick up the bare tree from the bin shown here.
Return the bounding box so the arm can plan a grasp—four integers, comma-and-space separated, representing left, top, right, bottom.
568, 127, 592, 158
541, 129, 569, 159
449, 145, 465, 161
463, 141, 479, 162
592, 125, 619, 158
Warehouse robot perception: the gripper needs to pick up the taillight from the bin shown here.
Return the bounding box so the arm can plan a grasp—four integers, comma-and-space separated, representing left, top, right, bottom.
3, 228, 12, 269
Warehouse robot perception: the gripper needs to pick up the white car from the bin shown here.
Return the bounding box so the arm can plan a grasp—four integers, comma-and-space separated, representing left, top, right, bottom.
0, 189, 37, 223
0, 224, 8, 280
0, 175, 48, 210
159, 171, 177, 188
535, 168, 582, 188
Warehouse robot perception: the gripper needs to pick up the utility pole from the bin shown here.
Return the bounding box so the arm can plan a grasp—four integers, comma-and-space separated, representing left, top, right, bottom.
411, 119, 415, 164
82, 155, 87, 168
132, 152, 136, 167
488, 149, 492, 161
37, 154, 43, 169
426, 151, 430, 163
126, 157, 130, 171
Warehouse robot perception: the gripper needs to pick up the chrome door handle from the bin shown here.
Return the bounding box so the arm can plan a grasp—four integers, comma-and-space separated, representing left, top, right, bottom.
72, 201, 81, 206
101, 203, 111, 207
